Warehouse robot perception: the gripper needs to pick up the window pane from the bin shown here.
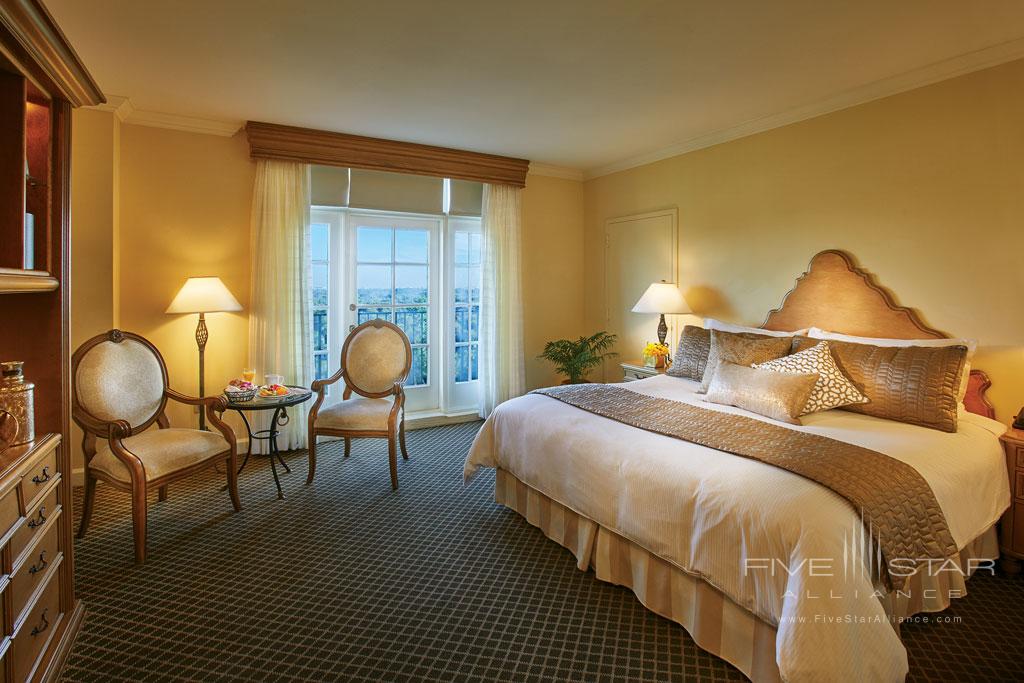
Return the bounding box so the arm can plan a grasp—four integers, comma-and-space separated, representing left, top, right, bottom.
469, 266, 481, 303
470, 343, 479, 381
357, 226, 392, 262
407, 346, 428, 387
455, 345, 469, 383
357, 265, 392, 304
455, 267, 469, 304
455, 306, 469, 343
312, 263, 329, 307
454, 231, 469, 265
314, 353, 328, 381
395, 229, 429, 263
395, 306, 428, 344
357, 307, 392, 325
311, 223, 329, 261
470, 305, 480, 342
395, 265, 428, 304
469, 233, 482, 265
313, 309, 328, 351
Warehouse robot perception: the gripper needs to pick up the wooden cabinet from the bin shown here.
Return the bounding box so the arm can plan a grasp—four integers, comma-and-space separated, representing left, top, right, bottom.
0, 2, 104, 681
999, 428, 1024, 574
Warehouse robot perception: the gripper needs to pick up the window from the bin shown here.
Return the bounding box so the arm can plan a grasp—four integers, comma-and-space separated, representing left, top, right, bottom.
451, 225, 481, 382
310, 206, 480, 416
311, 221, 330, 381
355, 225, 431, 387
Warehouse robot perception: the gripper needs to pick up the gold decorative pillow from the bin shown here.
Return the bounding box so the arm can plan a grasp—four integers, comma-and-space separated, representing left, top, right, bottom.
666, 326, 711, 381
705, 362, 819, 424
753, 340, 867, 415
826, 341, 968, 433
699, 330, 794, 393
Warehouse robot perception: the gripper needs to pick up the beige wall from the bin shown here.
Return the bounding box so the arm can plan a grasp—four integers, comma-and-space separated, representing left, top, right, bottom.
522, 173, 586, 388
70, 108, 120, 464
69, 115, 253, 471
584, 58, 1024, 422
117, 125, 254, 429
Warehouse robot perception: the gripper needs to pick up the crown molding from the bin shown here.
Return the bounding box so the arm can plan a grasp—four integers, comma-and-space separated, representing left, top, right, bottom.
86, 94, 241, 136
528, 162, 584, 181
584, 37, 1024, 180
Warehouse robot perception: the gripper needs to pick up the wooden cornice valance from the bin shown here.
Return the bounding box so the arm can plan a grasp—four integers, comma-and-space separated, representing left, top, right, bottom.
246, 121, 530, 188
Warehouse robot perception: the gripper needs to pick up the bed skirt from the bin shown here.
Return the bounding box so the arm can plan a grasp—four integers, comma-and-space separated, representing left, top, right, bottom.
494, 468, 998, 683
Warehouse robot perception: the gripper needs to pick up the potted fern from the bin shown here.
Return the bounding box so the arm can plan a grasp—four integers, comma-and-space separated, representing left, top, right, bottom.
538, 331, 618, 384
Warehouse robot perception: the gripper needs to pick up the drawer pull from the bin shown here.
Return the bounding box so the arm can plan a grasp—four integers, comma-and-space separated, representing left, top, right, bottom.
27, 506, 46, 529
28, 549, 47, 575
30, 609, 49, 637
32, 466, 51, 485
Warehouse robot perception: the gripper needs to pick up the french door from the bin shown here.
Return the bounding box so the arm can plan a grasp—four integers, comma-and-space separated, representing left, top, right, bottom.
347, 213, 441, 412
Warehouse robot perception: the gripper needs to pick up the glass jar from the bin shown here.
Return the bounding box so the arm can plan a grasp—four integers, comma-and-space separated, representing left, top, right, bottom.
0, 361, 34, 445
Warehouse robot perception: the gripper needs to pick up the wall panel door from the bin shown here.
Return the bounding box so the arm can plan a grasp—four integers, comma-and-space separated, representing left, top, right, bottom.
604, 209, 677, 380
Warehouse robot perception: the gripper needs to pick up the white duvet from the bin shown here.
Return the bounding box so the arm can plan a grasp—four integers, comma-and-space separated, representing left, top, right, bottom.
464, 374, 1010, 682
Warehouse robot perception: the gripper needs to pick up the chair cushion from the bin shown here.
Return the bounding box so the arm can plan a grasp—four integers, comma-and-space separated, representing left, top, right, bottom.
344, 325, 409, 394
76, 338, 165, 429
90, 428, 229, 483
314, 398, 397, 432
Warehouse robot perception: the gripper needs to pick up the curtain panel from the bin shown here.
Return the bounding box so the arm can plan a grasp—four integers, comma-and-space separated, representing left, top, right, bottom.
479, 184, 526, 417
248, 160, 313, 449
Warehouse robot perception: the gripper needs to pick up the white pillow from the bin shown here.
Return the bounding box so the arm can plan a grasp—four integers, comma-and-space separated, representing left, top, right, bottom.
705, 318, 808, 338
753, 340, 868, 415
806, 327, 976, 402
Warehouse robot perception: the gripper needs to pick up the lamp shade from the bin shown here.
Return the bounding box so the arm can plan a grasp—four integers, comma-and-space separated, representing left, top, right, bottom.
166, 277, 242, 314
631, 281, 690, 314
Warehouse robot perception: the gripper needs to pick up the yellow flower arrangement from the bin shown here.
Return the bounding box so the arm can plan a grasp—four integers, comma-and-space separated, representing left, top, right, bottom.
642, 342, 671, 358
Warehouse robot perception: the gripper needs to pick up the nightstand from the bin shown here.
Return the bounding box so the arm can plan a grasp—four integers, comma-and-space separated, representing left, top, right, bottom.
620, 360, 668, 382
999, 427, 1024, 574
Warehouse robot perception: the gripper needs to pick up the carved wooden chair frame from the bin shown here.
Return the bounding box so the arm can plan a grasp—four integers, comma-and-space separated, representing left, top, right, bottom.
306, 319, 413, 490
71, 329, 240, 563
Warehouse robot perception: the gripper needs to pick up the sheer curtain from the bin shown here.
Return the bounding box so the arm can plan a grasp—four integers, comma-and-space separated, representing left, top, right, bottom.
479, 184, 525, 418
248, 160, 312, 450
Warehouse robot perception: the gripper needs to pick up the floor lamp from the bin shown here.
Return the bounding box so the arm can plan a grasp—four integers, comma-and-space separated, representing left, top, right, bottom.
166, 277, 242, 430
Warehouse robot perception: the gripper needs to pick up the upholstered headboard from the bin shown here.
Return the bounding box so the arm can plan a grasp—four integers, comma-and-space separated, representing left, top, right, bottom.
759, 249, 995, 419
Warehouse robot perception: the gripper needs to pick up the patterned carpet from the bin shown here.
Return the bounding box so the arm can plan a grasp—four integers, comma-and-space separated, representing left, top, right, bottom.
60, 422, 1023, 682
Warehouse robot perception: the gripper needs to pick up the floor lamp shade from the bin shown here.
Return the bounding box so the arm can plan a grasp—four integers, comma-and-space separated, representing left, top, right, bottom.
167, 277, 242, 429
166, 277, 243, 314
631, 281, 690, 345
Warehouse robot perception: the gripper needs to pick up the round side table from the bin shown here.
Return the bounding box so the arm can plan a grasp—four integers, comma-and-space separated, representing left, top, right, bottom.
224, 385, 312, 498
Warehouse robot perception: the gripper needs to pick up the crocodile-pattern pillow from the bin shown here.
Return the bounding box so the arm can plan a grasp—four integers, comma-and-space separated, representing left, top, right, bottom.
699, 330, 794, 393
667, 326, 711, 381
753, 340, 867, 415
827, 341, 968, 432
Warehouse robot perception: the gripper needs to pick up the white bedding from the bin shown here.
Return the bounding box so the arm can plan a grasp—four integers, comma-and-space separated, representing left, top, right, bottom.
464, 374, 1010, 682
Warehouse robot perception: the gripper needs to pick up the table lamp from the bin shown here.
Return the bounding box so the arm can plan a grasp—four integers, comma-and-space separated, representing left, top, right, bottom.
631, 281, 690, 346
166, 277, 242, 430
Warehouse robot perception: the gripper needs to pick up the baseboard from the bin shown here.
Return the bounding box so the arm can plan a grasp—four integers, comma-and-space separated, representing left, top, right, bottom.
39, 599, 85, 683
405, 410, 481, 429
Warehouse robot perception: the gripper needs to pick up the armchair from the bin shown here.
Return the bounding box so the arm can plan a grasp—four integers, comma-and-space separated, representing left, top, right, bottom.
307, 319, 412, 490
72, 329, 241, 563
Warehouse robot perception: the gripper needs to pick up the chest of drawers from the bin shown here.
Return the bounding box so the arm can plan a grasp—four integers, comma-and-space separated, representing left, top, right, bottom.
999, 428, 1024, 574
0, 435, 82, 682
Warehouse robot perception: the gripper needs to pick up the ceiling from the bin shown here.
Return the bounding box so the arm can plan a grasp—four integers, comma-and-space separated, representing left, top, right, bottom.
46, 0, 1024, 175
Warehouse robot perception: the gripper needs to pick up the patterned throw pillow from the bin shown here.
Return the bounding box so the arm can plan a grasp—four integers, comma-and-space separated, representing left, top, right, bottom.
666, 326, 711, 380
698, 330, 793, 393
753, 340, 867, 415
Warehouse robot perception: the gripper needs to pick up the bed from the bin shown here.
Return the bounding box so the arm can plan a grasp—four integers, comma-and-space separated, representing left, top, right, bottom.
463, 250, 1012, 682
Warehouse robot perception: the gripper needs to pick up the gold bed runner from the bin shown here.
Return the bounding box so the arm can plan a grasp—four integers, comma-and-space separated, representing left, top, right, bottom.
532, 384, 958, 590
